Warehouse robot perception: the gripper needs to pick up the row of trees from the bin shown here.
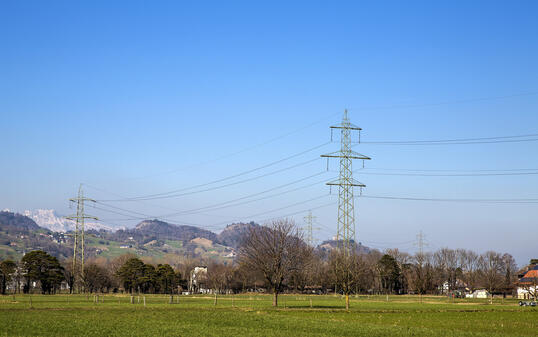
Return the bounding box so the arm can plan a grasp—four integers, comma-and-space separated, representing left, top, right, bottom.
0, 220, 525, 304
0, 251, 64, 294
0, 251, 185, 295
116, 258, 180, 293
237, 220, 522, 308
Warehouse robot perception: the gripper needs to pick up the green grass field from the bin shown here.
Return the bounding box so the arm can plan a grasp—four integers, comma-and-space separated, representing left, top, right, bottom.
0, 294, 536, 336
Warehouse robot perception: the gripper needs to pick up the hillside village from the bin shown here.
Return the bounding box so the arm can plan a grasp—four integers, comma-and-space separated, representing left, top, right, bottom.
0, 210, 260, 263
1, 210, 536, 301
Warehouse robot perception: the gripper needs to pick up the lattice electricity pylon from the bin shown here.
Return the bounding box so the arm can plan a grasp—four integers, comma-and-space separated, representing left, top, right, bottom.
321, 109, 370, 256
414, 230, 428, 255
303, 210, 320, 247
66, 184, 97, 291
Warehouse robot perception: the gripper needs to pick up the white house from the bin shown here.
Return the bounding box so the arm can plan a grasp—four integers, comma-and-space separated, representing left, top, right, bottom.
189, 266, 208, 293
465, 289, 489, 299
518, 286, 537, 299
517, 265, 538, 299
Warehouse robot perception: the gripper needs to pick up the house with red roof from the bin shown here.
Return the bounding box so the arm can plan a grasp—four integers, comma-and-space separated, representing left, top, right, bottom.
517, 265, 538, 299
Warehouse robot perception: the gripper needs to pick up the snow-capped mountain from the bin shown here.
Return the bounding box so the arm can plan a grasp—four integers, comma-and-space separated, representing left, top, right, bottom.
23, 209, 114, 232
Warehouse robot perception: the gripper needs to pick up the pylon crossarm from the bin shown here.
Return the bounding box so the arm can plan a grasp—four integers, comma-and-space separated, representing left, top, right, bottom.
69, 198, 96, 202
326, 178, 366, 187
321, 154, 370, 160
321, 150, 371, 160
66, 216, 98, 220
326, 182, 365, 187
330, 123, 362, 130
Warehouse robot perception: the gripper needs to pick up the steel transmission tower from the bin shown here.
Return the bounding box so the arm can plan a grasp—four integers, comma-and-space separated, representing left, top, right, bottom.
415, 230, 428, 255
66, 184, 97, 291
321, 110, 371, 255
303, 210, 320, 247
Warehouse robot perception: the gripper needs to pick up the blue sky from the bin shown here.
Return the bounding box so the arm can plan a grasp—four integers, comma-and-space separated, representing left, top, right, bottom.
1, 1, 537, 265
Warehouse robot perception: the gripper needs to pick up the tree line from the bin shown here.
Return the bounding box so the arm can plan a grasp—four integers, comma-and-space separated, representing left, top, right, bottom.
0, 219, 523, 305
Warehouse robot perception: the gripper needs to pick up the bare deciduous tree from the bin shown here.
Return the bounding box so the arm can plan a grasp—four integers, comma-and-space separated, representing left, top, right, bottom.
460, 249, 480, 292
479, 251, 504, 303
238, 219, 308, 307
433, 248, 460, 293
501, 253, 517, 296
329, 250, 363, 310
409, 252, 433, 297
206, 262, 234, 305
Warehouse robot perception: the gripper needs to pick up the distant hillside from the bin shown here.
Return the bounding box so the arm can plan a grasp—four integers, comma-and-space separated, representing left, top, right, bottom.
0, 211, 72, 260
87, 219, 235, 262
0, 212, 357, 263
216, 222, 259, 249
108, 219, 218, 244
0, 213, 235, 262
0, 211, 41, 232
318, 240, 370, 255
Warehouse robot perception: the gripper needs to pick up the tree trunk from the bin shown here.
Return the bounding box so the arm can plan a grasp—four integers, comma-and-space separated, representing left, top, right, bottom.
345, 294, 350, 310
214, 292, 217, 306
273, 292, 278, 307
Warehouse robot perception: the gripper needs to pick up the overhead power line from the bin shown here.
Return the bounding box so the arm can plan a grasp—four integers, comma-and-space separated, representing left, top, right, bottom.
359, 195, 538, 203
210, 194, 330, 227
92, 203, 205, 227
102, 142, 330, 201
160, 172, 331, 217
121, 157, 321, 202
359, 171, 538, 177
352, 90, 538, 111
89, 170, 333, 227
361, 167, 538, 172
360, 133, 538, 145
250, 200, 336, 225
120, 112, 341, 182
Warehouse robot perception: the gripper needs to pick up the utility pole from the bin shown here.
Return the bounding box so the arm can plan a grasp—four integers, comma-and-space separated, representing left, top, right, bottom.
321, 109, 371, 256
66, 184, 97, 292
303, 210, 320, 247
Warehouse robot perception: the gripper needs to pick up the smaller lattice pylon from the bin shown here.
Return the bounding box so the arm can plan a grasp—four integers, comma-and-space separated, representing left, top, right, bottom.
303, 210, 321, 247
66, 184, 98, 292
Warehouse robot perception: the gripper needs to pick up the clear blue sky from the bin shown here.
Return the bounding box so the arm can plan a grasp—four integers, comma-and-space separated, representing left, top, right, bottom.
1, 1, 537, 265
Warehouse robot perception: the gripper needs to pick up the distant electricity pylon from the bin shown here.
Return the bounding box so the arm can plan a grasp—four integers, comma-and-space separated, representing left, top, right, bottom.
66, 184, 97, 291
414, 230, 428, 255
303, 210, 320, 247
321, 110, 371, 255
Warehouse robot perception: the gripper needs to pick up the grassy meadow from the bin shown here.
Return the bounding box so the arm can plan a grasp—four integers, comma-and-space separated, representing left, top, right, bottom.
0, 294, 536, 336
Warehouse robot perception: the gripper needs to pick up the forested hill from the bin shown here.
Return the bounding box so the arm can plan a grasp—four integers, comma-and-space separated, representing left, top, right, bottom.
216, 222, 259, 249
0, 211, 355, 263
0, 211, 41, 232
0, 211, 262, 261
0, 211, 72, 260
108, 219, 219, 243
